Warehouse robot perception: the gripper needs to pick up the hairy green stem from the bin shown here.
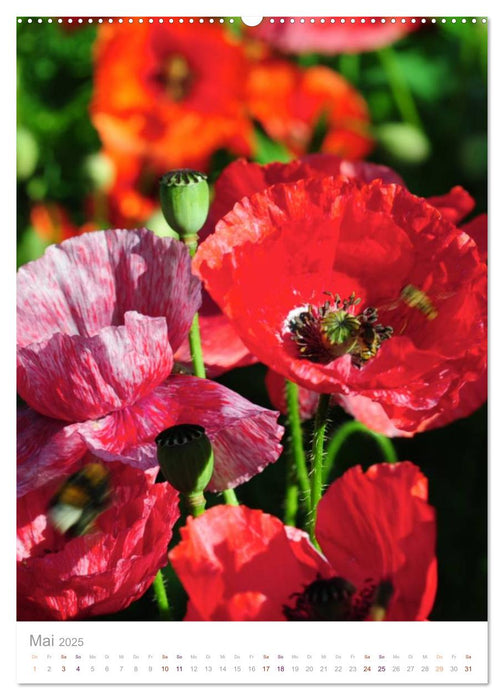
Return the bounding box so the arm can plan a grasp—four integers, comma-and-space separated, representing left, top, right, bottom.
323, 420, 398, 482
188, 313, 206, 379
284, 478, 299, 527
152, 570, 170, 620
308, 393, 331, 543
283, 380, 309, 526
285, 380, 310, 497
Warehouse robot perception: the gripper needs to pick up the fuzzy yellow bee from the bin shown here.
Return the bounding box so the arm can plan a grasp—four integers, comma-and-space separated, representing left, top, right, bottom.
400, 284, 438, 320
47, 463, 110, 537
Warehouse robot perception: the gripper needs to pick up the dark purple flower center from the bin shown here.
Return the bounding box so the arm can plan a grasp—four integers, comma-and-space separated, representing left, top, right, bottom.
287, 292, 393, 368
283, 575, 394, 621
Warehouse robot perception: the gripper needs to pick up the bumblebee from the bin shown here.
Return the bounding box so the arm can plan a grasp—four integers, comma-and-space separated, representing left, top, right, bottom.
354, 324, 382, 366
400, 284, 438, 320
351, 320, 393, 369
47, 463, 110, 537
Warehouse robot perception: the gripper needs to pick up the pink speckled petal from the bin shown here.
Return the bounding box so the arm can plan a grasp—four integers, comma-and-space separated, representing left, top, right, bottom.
250, 17, 417, 55
75, 376, 284, 491
17, 228, 201, 354
17, 408, 87, 497
17, 311, 174, 422
17, 460, 180, 620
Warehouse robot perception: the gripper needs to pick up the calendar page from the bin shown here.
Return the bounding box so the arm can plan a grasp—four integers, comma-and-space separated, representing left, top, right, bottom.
14, 7, 489, 688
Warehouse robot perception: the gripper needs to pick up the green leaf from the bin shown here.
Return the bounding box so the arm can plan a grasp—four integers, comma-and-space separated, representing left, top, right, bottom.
253, 124, 292, 165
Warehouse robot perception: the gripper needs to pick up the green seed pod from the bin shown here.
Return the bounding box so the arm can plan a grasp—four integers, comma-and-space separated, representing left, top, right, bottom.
155, 424, 214, 496
159, 169, 210, 238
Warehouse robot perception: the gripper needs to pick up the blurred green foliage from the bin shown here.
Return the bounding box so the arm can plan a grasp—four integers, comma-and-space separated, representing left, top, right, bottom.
17, 20, 487, 622
17, 22, 100, 247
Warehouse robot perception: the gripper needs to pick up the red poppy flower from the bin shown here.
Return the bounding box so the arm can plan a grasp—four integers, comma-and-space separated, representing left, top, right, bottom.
246, 59, 372, 158
17, 457, 179, 620
205, 158, 485, 432
182, 156, 401, 377
250, 17, 419, 55
194, 174, 487, 436
90, 23, 253, 172
17, 229, 283, 496
170, 462, 437, 620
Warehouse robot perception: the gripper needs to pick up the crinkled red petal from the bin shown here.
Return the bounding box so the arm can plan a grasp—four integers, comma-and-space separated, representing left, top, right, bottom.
17, 460, 179, 620
202, 155, 404, 241
315, 462, 437, 620
426, 186, 475, 224
463, 214, 487, 262
169, 505, 328, 620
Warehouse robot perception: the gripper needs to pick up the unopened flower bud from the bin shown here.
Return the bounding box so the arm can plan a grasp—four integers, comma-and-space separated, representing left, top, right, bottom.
159, 169, 210, 241
155, 424, 214, 496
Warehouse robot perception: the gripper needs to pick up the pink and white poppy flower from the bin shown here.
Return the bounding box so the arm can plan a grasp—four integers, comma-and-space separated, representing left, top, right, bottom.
17, 228, 283, 496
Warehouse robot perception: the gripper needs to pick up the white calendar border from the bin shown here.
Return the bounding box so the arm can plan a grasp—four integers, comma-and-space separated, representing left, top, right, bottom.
3, 0, 502, 697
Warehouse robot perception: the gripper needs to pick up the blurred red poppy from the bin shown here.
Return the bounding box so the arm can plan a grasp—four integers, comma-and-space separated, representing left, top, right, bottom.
17, 458, 179, 620
102, 150, 159, 228
30, 203, 79, 243
246, 59, 372, 158
90, 22, 253, 172
170, 462, 437, 620
194, 171, 487, 436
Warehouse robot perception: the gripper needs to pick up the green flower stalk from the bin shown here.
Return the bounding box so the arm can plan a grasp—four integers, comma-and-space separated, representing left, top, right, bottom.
159, 170, 239, 508
159, 169, 210, 253
155, 424, 214, 516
